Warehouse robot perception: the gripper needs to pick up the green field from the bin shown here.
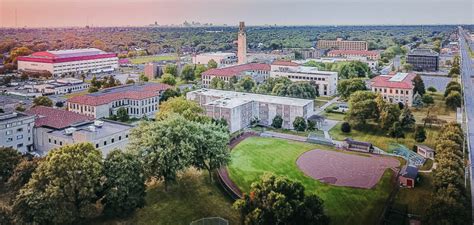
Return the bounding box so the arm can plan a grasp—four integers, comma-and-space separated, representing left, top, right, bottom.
329, 123, 441, 151
130, 55, 178, 64
228, 137, 398, 225
96, 169, 239, 225
393, 173, 434, 216
410, 92, 457, 124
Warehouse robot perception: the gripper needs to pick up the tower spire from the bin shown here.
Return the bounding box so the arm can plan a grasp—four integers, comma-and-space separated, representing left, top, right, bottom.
237, 21, 247, 65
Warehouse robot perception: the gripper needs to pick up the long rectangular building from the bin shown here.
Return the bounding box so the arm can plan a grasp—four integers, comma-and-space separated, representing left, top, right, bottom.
317, 38, 368, 51
18, 48, 119, 77
370, 72, 416, 107
66, 82, 171, 119
201, 63, 270, 87
187, 89, 314, 133
0, 111, 35, 153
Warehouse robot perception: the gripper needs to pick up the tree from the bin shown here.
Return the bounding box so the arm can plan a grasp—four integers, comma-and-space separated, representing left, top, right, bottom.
427, 86, 437, 92
128, 116, 194, 190
422, 95, 434, 105
412, 92, 424, 109
190, 122, 230, 182
161, 73, 177, 86
164, 64, 178, 77
379, 104, 401, 130
400, 107, 416, 130
388, 122, 404, 138
210, 77, 225, 89
102, 150, 145, 218
156, 96, 209, 123
8, 47, 33, 65
234, 173, 329, 225
116, 107, 129, 122
272, 115, 283, 129
0, 147, 21, 182
413, 74, 426, 96
92, 39, 107, 51
55, 101, 64, 108
346, 91, 379, 128
0, 206, 13, 225
336, 78, 367, 99
445, 91, 462, 110
444, 81, 461, 97
341, 122, 351, 133
33, 96, 53, 107
286, 82, 318, 99
12, 143, 103, 225
159, 88, 181, 103
207, 59, 218, 69
126, 79, 136, 84
194, 64, 208, 79
307, 119, 316, 131
139, 74, 149, 82
181, 64, 195, 81
15, 105, 25, 112
414, 125, 427, 143
425, 185, 468, 225
236, 76, 256, 92
293, 116, 307, 132
88, 86, 99, 93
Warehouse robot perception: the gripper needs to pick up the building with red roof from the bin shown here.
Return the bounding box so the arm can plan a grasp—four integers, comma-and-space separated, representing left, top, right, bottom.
370, 73, 416, 106
317, 38, 368, 51
201, 63, 270, 87
67, 82, 171, 119
25, 106, 133, 156
327, 50, 380, 60
18, 48, 118, 77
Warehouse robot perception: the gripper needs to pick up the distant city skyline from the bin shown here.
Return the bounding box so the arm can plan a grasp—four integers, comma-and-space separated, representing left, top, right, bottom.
0, 0, 473, 28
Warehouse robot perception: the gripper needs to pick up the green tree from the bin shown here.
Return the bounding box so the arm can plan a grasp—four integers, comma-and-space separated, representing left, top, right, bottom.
161, 73, 177, 86
164, 64, 178, 76
159, 88, 181, 103
139, 74, 149, 82
12, 143, 103, 225
293, 116, 307, 132
341, 122, 351, 133
307, 119, 316, 131
116, 107, 129, 122
7, 158, 40, 193
388, 122, 404, 138
413, 74, 425, 96
286, 82, 318, 99
346, 91, 379, 128
88, 86, 99, 93
336, 78, 367, 100
445, 91, 462, 110
444, 81, 461, 97
236, 76, 256, 92
128, 116, 194, 190
210, 77, 225, 89
234, 173, 329, 225
207, 59, 218, 69
414, 125, 427, 143
156, 96, 209, 123
0, 147, 21, 182
126, 79, 136, 84
0, 206, 13, 225
380, 104, 401, 130
33, 96, 53, 107
194, 64, 208, 79
102, 150, 145, 218
272, 115, 283, 129
181, 64, 195, 81
400, 107, 416, 130
427, 86, 437, 92
425, 184, 468, 225
422, 95, 434, 105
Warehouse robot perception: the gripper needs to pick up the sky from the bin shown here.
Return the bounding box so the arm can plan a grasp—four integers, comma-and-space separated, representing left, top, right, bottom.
0, 0, 473, 27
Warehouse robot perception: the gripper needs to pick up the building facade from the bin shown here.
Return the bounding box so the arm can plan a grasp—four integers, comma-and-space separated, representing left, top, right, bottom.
0, 111, 35, 153
407, 49, 439, 72
327, 50, 380, 60
192, 52, 237, 67
237, 22, 247, 65
201, 63, 270, 87
187, 89, 314, 133
317, 38, 368, 51
269, 61, 338, 96
67, 82, 170, 119
370, 73, 415, 107
30, 78, 90, 95
25, 106, 132, 156
18, 48, 119, 77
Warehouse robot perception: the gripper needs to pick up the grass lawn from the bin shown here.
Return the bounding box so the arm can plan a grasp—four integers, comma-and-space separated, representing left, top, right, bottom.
315, 99, 328, 107
329, 123, 441, 151
251, 126, 324, 137
130, 55, 178, 64
321, 102, 346, 121
95, 169, 239, 225
410, 92, 456, 124
393, 173, 434, 216
419, 159, 434, 171
228, 137, 398, 225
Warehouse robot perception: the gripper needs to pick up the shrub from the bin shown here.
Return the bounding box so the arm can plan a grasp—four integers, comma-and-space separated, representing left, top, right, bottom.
341, 122, 351, 133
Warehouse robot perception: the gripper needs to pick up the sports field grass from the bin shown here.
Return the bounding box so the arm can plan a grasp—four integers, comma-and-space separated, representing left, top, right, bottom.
95, 169, 239, 225
130, 55, 177, 64
228, 136, 398, 225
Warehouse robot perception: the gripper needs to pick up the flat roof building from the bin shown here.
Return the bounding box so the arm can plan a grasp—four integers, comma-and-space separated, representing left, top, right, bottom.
407, 49, 439, 72
317, 38, 368, 51
201, 63, 270, 87
187, 89, 314, 133
0, 111, 35, 153
327, 50, 380, 61
18, 48, 119, 77
25, 106, 133, 156
29, 78, 90, 95
370, 72, 416, 107
67, 82, 171, 119
192, 52, 237, 67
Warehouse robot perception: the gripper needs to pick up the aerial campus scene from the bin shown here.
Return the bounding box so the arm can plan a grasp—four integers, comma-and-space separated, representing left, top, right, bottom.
0, 0, 473, 225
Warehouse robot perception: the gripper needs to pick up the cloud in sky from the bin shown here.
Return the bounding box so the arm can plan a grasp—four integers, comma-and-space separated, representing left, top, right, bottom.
0, 0, 473, 27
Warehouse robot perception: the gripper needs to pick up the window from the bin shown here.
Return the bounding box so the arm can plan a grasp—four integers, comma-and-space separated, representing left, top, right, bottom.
104, 141, 107, 146
17, 135, 23, 140
60, 141, 63, 146
111, 138, 114, 143
96, 143, 99, 148
54, 140, 57, 144
49, 138, 51, 143
6, 137, 13, 142
17, 143, 23, 148
126, 134, 129, 138
119, 136, 122, 140
6, 130, 12, 135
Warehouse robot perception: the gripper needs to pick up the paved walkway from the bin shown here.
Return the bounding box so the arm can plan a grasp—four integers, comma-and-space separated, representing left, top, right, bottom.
315, 97, 340, 115
261, 131, 307, 142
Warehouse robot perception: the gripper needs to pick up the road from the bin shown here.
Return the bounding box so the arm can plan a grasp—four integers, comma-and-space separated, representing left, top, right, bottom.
458, 27, 474, 220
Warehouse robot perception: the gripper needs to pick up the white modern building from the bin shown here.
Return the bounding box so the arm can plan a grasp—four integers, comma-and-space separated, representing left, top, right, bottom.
66, 82, 170, 119
25, 106, 133, 156
18, 48, 119, 77
187, 89, 315, 133
270, 61, 338, 96
0, 111, 35, 153
192, 52, 237, 67
29, 78, 90, 95
370, 72, 416, 107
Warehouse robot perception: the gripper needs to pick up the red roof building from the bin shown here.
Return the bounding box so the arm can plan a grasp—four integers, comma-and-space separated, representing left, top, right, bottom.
370, 73, 416, 106
327, 50, 380, 60
271, 60, 299, 67
201, 63, 270, 87
25, 106, 93, 129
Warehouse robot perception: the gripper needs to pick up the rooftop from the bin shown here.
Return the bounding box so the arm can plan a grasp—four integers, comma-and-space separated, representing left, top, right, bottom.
408, 48, 439, 57
202, 63, 270, 77
400, 165, 419, 180
67, 82, 171, 106
370, 72, 415, 89
272, 60, 299, 67
196, 52, 236, 57
328, 50, 379, 56
18, 48, 117, 63
0, 111, 33, 122
25, 106, 93, 129
49, 119, 133, 141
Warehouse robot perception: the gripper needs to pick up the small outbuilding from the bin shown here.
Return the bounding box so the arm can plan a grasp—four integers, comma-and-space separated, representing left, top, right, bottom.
341, 138, 374, 153
399, 165, 419, 188
416, 144, 434, 160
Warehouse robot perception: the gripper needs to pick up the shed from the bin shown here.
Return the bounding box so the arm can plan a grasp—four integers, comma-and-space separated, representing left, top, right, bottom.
399, 165, 419, 188
341, 138, 374, 153
416, 144, 434, 160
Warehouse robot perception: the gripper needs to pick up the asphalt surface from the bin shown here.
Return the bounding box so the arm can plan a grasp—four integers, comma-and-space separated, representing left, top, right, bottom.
459, 27, 474, 220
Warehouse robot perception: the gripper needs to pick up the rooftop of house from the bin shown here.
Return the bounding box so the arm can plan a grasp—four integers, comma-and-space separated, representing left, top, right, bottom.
416, 144, 435, 152
202, 63, 270, 77
400, 165, 419, 180
25, 106, 93, 129
370, 72, 415, 89
67, 82, 171, 106
343, 138, 373, 147
408, 48, 440, 57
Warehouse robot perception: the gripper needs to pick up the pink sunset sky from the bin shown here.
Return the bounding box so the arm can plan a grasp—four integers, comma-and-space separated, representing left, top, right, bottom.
0, 0, 473, 27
